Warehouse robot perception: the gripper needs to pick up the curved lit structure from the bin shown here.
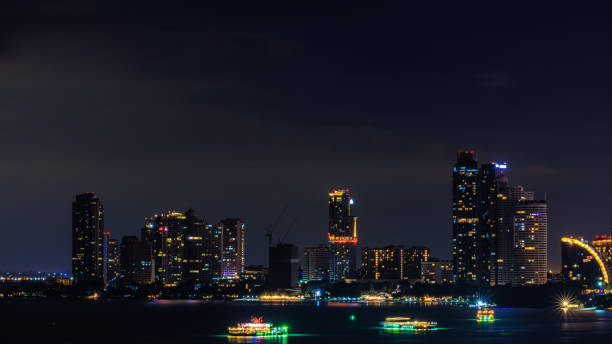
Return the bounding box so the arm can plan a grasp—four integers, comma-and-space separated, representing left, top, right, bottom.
561, 237, 609, 285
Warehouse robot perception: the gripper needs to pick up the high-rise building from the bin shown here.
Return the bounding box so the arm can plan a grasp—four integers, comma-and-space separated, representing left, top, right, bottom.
478, 162, 507, 285
452, 151, 546, 286
513, 201, 548, 285
495, 184, 534, 285
561, 237, 601, 288
361, 246, 402, 280
103, 232, 120, 285
103, 232, 111, 286
71, 192, 104, 285
244, 265, 267, 291
218, 218, 245, 279
303, 245, 329, 282
361, 246, 430, 280
268, 244, 299, 289
403, 246, 430, 279
421, 260, 454, 284
591, 234, 612, 274
452, 151, 480, 283
119, 236, 154, 285
328, 189, 358, 281
141, 210, 187, 287
107, 238, 120, 283
204, 223, 223, 281
183, 208, 207, 286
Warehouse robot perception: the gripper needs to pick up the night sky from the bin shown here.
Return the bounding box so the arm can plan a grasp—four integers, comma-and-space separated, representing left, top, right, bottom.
1, 1, 610, 273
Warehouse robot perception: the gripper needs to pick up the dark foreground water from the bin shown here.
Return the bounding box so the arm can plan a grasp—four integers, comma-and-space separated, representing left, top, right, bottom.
1, 300, 611, 343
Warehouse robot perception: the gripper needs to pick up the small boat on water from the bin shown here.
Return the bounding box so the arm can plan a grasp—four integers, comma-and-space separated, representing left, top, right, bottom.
382, 317, 437, 330
228, 316, 288, 336
476, 308, 495, 321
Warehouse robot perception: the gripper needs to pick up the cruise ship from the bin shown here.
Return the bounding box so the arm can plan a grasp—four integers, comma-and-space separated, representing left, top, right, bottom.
228, 317, 288, 336
382, 317, 437, 330
476, 308, 495, 321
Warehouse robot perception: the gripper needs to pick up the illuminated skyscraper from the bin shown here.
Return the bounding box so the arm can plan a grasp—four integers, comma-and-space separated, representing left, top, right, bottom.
495, 184, 534, 285
592, 234, 612, 274
103, 232, 119, 285
103, 232, 111, 286
328, 189, 357, 281
361, 245, 429, 280
303, 245, 329, 281
421, 260, 454, 284
218, 218, 245, 279
141, 210, 187, 287
361, 246, 402, 280
183, 208, 207, 286
107, 238, 119, 283
119, 235, 154, 285
452, 151, 479, 283
204, 224, 223, 281
478, 163, 500, 285
512, 200, 548, 285
71, 192, 104, 285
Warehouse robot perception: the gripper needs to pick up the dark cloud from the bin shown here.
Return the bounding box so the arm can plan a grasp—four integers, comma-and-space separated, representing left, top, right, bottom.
0, 1, 610, 272
475, 73, 513, 88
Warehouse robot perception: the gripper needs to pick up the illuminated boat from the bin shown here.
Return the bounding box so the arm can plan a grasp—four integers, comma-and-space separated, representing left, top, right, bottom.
382, 317, 437, 330
476, 308, 495, 321
228, 317, 288, 336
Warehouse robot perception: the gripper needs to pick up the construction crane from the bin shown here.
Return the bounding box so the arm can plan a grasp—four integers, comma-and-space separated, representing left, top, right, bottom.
265, 205, 288, 247
278, 216, 298, 245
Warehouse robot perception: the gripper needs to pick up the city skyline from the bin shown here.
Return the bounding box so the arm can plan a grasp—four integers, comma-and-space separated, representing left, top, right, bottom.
1, 2, 611, 273
4, 156, 612, 274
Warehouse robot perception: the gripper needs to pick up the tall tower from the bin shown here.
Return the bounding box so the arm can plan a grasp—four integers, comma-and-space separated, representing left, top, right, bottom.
303, 245, 329, 281
218, 218, 245, 279
512, 200, 548, 285
140, 210, 187, 287
203, 224, 223, 281
452, 151, 479, 283
479, 162, 509, 285
495, 184, 534, 285
183, 208, 207, 286
328, 189, 357, 281
71, 192, 104, 285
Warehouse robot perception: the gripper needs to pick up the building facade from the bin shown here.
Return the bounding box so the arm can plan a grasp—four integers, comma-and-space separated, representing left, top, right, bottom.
119, 236, 154, 285
403, 246, 430, 279
421, 260, 454, 284
591, 234, 612, 274
361, 246, 402, 280
512, 201, 548, 285
204, 223, 223, 281
452, 151, 480, 283
103, 232, 119, 285
183, 208, 207, 286
495, 184, 534, 285
141, 210, 188, 287
268, 244, 299, 289
361, 246, 429, 280
71, 192, 105, 285
561, 237, 601, 288
107, 238, 120, 283
328, 189, 358, 281
218, 218, 245, 279
303, 245, 329, 282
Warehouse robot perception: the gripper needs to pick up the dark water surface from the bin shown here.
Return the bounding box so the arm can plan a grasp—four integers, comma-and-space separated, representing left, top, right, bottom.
1, 300, 611, 343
